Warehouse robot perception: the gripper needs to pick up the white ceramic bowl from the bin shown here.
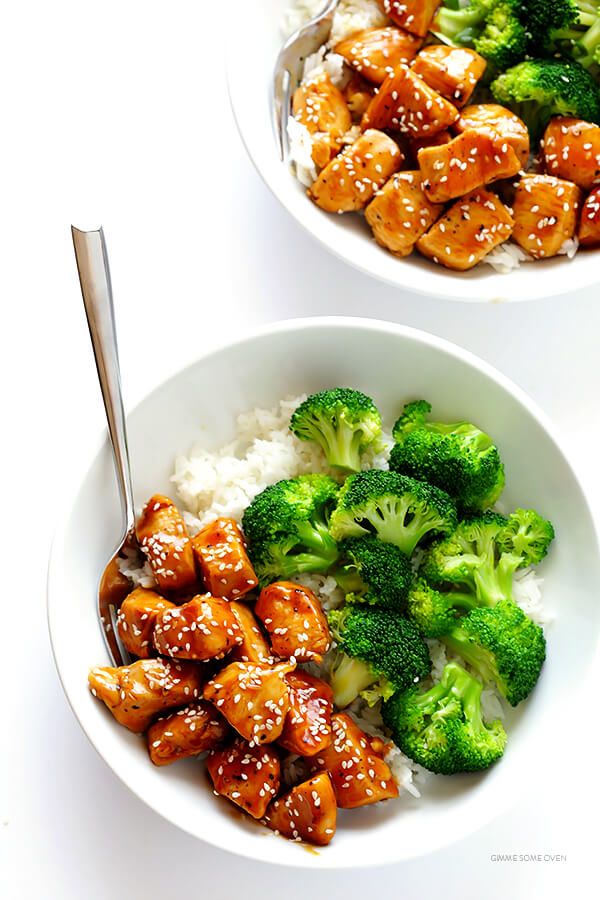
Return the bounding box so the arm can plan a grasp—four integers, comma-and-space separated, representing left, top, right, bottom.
227, 0, 599, 302
48, 317, 600, 868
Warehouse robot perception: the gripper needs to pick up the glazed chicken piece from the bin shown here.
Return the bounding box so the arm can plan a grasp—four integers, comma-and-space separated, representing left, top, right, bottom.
204, 660, 295, 745
229, 601, 272, 664
455, 103, 530, 167
136, 494, 197, 593
292, 72, 352, 169
116, 587, 175, 659
362, 65, 459, 138
343, 72, 375, 123
512, 173, 582, 259
379, 0, 442, 37
411, 45, 486, 107
542, 117, 600, 190
99, 557, 133, 609
153, 593, 241, 661
191, 517, 258, 600
147, 700, 230, 766
418, 129, 521, 204
88, 658, 203, 732
278, 671, 334, 757
416, 188, 514, 271
309, 129, 403, 213
365, 170, 444, 256
263, 772, 337, 846
255, 581, 331, 662
207, 739, 281, 819
335, 26, 422, 84
307, 713, 398, 809
409, 129, 452, 160
579, 186, 600, 247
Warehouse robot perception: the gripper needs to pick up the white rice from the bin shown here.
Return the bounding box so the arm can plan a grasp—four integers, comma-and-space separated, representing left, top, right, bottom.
125, 394, 552, 798
282, 0, 388, 43
483, 237, 580, 273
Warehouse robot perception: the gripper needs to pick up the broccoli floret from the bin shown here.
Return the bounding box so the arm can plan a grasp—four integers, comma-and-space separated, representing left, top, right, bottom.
421, 509, 554, 607
328, 606, 431, 708
329, 470, 457, 556
241, 474, 339, 586
382, 661, 507, 774
491, 58, 600, 138
335, 536, 413, 610
407, 578, 479, 638
443, 600, 546, 706
525, 1, 600, 72
433, 0, 527, 70
289, 388, 382, 473
389, 400, 505, 512
499, 508, 556, 565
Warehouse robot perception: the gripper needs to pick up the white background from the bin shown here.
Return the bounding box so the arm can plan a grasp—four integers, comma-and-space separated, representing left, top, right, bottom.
2, 1, 600, 897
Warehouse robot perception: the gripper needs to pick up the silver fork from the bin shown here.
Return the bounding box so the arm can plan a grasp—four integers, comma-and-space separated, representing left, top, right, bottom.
273, 0, 340, 162
72, 226, 136, 667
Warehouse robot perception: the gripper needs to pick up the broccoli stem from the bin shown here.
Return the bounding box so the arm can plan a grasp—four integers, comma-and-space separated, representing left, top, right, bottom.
442, 631, 500, 690
433, 7, 484, 45
295, 519, 339, 563
330, 654, 377, 708
295, 416, 364, 472
473, 552, 520, 606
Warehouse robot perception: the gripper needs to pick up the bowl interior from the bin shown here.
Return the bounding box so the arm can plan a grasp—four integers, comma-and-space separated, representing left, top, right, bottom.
227, 0, 599, 302
48, 318, 600, 867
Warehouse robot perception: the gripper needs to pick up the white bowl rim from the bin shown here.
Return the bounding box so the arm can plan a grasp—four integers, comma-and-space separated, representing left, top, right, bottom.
47, 315, 600, 867
225, 7, 600, 303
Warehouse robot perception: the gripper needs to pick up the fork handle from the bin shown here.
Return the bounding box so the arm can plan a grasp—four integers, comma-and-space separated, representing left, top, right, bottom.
72, 227, 136, 536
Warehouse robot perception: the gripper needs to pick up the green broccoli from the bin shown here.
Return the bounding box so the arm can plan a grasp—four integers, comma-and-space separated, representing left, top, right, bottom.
443, 600, 547, 706
421, 509, 554, 607
335, 536, 413, 610
382, 661, 507, 774
407, 577, 479, 638
329, 469, 457, 556
289, 388, 382, 473
241, 474, 339, 586
491, 58, 600, 138
433, 0, 527, 70
389, 400, 505, 511
327, 606, 431, 709
525, 1, 600, 73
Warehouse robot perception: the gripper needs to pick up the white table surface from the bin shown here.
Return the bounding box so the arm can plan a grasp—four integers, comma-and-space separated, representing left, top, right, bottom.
2, 1, 600, 896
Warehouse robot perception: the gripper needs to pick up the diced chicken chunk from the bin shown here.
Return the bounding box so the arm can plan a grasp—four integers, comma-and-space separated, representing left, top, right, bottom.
542, 117, 600, 190
579, 186, 600, 247
362, 65, 458, 138
380, 0, 442, 38
99, 557, 133, 609
416, 188, 514, 271
136, 494, 197, 593
308, 713, 398, 809
409, 129, 452, 160
230, 601, 272, 664
411, 45, 486, 107
147, 701, 229, 766
455, 103, 530, 167
204, 660, 295, 745
153, 593, 241, 661
116, 588, 175, 659
191, 517, 258, 600
366, 170, 444, 256
88, 658, 203, 733
336, 26, 421, 84
292, 72, 352, 169
309, 129, 403, 213
512, 174, 582, 259
418, 129, 521, 203
279, 671, 334, 757
255, 581, 331, 662
263, 773, 337, 846
343, 73, 375, 123
207, 739, 281, 819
